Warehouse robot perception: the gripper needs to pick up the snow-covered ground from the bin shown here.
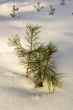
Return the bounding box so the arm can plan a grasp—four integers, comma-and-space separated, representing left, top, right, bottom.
0, 0, 73, 110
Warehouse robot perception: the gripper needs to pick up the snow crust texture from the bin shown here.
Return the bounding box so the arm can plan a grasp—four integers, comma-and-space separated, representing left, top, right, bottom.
0, 0, 73, 110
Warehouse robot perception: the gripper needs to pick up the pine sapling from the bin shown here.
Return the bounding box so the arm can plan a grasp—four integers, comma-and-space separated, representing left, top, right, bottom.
34, 2, 44, 12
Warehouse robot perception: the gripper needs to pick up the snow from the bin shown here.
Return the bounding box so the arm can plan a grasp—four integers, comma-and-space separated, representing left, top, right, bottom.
0, 0, 73, 110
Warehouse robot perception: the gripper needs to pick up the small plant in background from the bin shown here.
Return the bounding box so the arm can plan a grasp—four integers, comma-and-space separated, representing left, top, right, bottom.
34, 2, 44, 12
49, 5, 55, 15
8, 24, 63, 93
60, 0, 65, 5
10, 5, 19, 17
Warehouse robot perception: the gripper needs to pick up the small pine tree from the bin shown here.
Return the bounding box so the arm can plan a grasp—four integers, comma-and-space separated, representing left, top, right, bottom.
34, 2, 44, 12
49, 5, 55, 15
10, 5, 19, 17
8, 24, 63, 92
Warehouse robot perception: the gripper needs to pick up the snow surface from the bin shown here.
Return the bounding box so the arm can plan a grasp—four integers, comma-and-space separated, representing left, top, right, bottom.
0, 0, 73, 110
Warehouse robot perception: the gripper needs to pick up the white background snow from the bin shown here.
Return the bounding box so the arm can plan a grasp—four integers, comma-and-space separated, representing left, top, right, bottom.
0, 0, 73, 110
